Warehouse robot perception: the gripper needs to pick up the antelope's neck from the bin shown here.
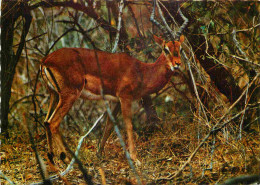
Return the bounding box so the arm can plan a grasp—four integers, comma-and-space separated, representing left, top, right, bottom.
141, 54, 173, 96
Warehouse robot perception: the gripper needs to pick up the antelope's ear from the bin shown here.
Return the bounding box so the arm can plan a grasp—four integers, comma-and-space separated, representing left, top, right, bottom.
179, 35, 185, 43
153, 35, 164, 46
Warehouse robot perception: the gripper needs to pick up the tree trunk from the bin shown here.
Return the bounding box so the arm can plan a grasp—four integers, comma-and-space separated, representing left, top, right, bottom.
1, 1, 32, 137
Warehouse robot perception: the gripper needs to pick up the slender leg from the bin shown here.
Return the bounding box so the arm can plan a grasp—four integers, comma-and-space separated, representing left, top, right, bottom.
44, 90, 59, 162
44, 89, 59, 122
99, 102, 121, 155
119, 97, 137, 161
98, 116, 113, 156
45, 90, 79, 162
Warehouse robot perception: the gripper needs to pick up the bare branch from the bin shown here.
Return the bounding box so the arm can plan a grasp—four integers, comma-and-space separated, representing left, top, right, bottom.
112, 0, 124, 53
156, 73, 259, 182
0, 171, 15, 185
30, 114, 104, 185
182, 50, 210, 126
29, 1, 117, 33
231, 55, 260, 68
45, 28, 75, 56
13, 32, 47, 47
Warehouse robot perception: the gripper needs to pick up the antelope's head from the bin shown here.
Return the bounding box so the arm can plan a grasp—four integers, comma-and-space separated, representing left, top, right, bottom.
154, 35, 185, 71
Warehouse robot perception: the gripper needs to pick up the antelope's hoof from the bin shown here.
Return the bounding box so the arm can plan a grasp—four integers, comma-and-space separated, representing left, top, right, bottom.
47, 152, 55, 164
44, 121, 50, 127
60, 152, 66, 161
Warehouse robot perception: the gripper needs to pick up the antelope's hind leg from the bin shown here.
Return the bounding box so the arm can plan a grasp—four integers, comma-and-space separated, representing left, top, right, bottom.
44, 89, 59, 163
45, 89, 80, 163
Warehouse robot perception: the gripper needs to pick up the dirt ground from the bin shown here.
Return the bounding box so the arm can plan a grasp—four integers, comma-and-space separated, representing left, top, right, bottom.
1, 117, 260, 184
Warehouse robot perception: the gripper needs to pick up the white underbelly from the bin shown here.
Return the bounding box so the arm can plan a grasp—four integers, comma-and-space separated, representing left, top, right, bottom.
80, 89, 118, 102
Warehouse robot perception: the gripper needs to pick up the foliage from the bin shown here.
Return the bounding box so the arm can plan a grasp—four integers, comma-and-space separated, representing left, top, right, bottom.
1, 1, 259, 184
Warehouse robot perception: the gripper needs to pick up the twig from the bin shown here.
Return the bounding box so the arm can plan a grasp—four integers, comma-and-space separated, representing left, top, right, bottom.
106, 1, 142, 184
231, 55, 260, 68
210, 23, 260, 35
127, 4, 143, 38
98, 167, 107, 185
45, 28, 74, 56
112, 0, 124, 53
61, 114, 104, 176
0, 171, 15, 185
239, 83, 249, 140
13, 32, 47, 47
156, 73, 259, 182
29, 114, 104, 185
10, 94, 45, 111
106, 1, 113, 50
182, 50, 210, 127
25, 114, 50, 184
231, 29, 258, 70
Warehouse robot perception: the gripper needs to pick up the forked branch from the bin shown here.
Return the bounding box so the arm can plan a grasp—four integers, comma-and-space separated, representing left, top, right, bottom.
150, 0, 188, 40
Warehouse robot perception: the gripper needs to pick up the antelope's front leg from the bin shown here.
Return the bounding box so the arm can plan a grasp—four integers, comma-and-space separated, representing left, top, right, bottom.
98, 102, 121, 156
120, 98, 138, 162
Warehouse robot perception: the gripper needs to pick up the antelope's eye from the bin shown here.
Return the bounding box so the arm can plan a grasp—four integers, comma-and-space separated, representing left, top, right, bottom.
163, 47, 170, 55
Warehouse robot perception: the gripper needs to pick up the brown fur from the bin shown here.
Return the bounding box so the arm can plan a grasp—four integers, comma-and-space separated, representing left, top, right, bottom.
41, 35, 184, 163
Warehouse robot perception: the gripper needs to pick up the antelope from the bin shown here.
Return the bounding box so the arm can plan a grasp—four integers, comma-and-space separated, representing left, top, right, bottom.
41, 3, 187, 164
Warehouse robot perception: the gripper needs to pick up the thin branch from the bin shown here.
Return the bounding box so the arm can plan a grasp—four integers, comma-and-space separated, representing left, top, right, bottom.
10, 94, 44, 111
231, 29, 256, 67
127, 4, 143, 38
208, 23, 260, 35
71, 10, 142, 182
91, 2, 142, 182
156, 73, 259, 182
239, 83, 249, 140
29, 1, 117, 33
231, 55, 260, 68
182, 50, 210, 126
112, 0, 124, 53
0, 171, 15, 185
45, 28, 75, 56
13, 32, 47, 47
30, 114, 104, 185
106, 0, 113, 50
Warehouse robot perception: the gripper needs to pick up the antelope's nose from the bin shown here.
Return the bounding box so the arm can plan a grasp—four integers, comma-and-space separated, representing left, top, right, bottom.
174, 62, 181, 69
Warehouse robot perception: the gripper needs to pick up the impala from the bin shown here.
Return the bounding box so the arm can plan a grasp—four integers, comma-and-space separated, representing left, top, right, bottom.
41, 34, 184, 163
41, 0, 188, 163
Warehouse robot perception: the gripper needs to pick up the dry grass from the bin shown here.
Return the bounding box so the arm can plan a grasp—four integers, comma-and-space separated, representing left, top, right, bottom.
1, 115, 259, 184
